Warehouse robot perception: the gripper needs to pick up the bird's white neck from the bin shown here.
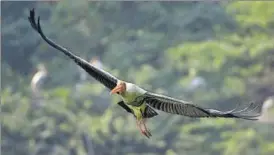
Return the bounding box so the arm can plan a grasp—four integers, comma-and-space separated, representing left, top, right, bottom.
120, 82, 146, 103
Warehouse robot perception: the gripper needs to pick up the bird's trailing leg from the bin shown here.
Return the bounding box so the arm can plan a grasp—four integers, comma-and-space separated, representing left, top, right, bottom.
136, 118, 152, 138
142, 119, 152, 137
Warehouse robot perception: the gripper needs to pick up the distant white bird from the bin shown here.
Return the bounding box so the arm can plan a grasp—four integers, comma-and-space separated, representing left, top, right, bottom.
78, 64, 88, 82
30, 63, 48, 107
189, 76, 206, 89
31, 63, 48, 95
90, 56, 103, 70
78, 56, 104, 82
258, 96, 274, 124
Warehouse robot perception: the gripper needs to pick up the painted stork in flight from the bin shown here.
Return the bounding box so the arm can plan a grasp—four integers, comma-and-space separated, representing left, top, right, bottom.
28, 9, 261, 138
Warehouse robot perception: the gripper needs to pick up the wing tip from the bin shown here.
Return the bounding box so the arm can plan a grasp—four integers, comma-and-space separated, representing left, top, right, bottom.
219, 102, 262, 120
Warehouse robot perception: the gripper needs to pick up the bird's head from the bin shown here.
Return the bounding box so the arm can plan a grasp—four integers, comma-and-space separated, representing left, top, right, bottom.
110, 81, 127, 95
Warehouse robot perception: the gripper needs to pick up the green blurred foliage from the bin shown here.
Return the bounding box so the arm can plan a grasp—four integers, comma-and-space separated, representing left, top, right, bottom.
1, 1, 274, 155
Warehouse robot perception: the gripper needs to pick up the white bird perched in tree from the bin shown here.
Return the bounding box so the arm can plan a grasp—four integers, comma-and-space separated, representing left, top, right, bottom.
30, 63, 48, 107
31, 63, 47, 95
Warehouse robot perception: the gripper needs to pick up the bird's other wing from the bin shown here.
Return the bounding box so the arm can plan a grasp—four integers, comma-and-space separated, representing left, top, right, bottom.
117, 101, 134, 115
28, 9, 118, 90
117, 101, 158, 118
143, 92, 261, 120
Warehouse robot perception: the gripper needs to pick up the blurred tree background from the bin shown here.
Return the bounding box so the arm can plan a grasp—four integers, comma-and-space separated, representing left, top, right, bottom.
1, 1, 274, 155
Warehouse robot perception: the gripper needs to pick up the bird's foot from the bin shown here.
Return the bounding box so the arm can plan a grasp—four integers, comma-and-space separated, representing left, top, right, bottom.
137, 119, 152, 138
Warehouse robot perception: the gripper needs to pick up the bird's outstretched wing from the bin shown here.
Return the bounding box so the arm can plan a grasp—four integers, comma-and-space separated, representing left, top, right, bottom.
28, 9, 118, 90
142, 92, 261, 120
117, 101, 134, 114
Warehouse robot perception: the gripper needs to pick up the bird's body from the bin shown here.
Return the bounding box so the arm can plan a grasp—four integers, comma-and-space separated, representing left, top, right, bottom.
117, 82, 147, 115
28, 9, 261, 138
119, 82, 146, 104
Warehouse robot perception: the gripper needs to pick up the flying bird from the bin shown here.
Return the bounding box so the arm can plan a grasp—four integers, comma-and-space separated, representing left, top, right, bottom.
28, 9, 261, 138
